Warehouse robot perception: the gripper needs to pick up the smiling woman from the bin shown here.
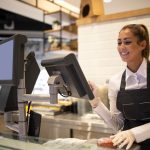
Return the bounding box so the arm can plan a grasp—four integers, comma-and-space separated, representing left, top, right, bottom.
117, 24, 148, 72
89, 24, 150, 150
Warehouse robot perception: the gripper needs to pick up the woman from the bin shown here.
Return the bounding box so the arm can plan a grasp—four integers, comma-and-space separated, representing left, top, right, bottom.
89, 24, 150, 150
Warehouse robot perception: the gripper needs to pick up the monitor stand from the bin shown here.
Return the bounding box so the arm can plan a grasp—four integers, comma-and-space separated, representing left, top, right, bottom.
47, 74, 66, 104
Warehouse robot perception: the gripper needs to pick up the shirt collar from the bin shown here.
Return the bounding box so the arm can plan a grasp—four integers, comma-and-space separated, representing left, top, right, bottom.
126, 58, 147, 81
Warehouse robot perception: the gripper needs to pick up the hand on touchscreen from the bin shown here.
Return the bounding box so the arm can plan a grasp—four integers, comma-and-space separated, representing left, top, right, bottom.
88, 81, 102, 108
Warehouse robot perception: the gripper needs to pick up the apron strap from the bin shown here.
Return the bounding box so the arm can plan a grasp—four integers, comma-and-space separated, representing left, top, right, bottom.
120, 70, 126, 91
120, 61, 150, 91
147, 61, 150, 87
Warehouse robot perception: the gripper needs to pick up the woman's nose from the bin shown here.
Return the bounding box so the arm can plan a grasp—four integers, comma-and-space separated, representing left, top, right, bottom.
119, 42, 126, 49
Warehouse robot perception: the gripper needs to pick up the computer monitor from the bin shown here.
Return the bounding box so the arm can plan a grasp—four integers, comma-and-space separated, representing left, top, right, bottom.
0, 34, 27, 112
25, 51, 40, 94
41, 53, 94, 102
0, 34, 27, 86
0, 57, 40, 113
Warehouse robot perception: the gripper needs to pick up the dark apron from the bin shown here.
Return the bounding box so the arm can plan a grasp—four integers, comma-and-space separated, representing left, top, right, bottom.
117, 62, 150, 150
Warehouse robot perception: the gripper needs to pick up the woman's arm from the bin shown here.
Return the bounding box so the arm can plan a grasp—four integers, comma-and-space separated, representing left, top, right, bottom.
93, 97, 124, 132
131, 122, 150, 143
89, 75, 124, 132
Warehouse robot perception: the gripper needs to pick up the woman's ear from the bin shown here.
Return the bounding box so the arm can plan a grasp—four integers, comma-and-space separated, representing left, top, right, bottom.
140, 40, 146, 50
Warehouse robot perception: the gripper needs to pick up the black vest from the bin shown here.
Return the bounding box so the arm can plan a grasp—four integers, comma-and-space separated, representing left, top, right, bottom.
117, 61, 150, 149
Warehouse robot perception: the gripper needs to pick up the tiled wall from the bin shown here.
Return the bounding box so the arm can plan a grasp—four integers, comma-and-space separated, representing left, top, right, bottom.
78, 15, 150, 85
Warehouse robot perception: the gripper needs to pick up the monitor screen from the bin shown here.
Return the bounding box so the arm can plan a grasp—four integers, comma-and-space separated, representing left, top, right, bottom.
41, 53, 94, 101
0, 40, 13, 81
0, 34, 27, 86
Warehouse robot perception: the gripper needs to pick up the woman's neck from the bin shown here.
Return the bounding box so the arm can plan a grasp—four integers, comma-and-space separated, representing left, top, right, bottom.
127, 57, 143, 73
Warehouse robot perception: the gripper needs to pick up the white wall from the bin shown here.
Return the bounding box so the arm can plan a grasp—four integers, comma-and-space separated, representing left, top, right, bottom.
78, 15, 150, 85
104, 0, 150, 14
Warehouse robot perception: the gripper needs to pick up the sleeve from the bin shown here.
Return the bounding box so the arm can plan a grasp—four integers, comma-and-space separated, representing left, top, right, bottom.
93, 73, 124, 132
130, 123, 150, 143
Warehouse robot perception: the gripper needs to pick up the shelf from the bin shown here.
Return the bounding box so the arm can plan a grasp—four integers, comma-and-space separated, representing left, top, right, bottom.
44, 10, 78, 21
43, 10, 78, 53
44, 29, 77, 39
44, 38, 77, 52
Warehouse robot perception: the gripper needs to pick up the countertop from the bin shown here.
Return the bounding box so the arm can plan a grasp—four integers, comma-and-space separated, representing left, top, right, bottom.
0, 135, 141, 150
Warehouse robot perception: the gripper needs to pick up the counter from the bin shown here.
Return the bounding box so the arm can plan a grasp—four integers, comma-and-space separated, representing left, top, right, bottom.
39, 113, 114, 139
0, 133, 140, 150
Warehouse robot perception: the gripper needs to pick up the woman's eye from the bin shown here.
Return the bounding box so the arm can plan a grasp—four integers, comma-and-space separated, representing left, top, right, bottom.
117, 42, 122, 46
124, 41, 132, 45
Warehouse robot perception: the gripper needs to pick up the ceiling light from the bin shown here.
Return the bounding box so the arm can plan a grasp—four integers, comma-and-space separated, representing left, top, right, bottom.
54, 0, 80, 14
104, 0, 112, 3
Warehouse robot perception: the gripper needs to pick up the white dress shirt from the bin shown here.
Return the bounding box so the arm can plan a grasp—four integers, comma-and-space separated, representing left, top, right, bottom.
94, 58, 150, 143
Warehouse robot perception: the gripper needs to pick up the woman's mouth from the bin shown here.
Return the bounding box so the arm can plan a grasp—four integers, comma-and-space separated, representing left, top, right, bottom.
120, 51, 129, 58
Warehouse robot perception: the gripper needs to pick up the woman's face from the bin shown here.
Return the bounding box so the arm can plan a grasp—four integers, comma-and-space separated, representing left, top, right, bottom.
117, 28, 144, 64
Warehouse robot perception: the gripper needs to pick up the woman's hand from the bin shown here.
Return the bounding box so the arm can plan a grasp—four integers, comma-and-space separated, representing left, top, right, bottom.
110, 130, 135, 150
88, 81, 101, 108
